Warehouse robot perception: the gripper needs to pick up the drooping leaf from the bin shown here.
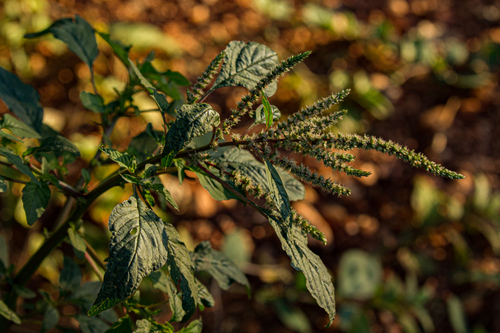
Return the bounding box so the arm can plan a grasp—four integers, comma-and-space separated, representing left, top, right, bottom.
99, 145, 137, 172
210, 41, 279, 96
263, 160, 335, 325
1, 114, 41, 139
148, 270, 185, 322
41, 305, 59, 333
163, 103, 220, 159
215, 148, 304, 201
88, 195, 170, 316
176, 319, 202, 333
164, 222, 198, 323
105, 316, 133, 333
60, 256, 82, 293
0, 147, 38, 183
190, 241, 249, 291
0, 66, 43, 133
196, 279, 215, 308
97, 32, 131, 68
188, 166, 242, 202
0, 300, 21, 324
68, 227, 86, 260
80, 91, 105, 113
22, 180, 51, 226
25, 15, 98, 71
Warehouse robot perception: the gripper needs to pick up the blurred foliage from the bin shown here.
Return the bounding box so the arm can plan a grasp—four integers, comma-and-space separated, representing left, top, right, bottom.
1, 0, 499, 332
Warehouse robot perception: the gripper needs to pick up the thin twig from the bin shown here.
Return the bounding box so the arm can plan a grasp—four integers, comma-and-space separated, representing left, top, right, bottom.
83, 239, 106, 270
85, 252, 103, 282
0, 175, 28, 185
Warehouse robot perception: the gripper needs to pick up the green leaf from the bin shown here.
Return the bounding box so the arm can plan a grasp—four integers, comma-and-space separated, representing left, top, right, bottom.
0, 130, 23, 142
177, 319, 202, 333
88, 195, 170, 316
60, 256, 82, 293
251, 104, 280, 129
190, 241, 249, 291
215, 148, 304, 201
196, 279, 214, 308
68, 227, 86, 260
188, 166, 242, 201
81, 91, 105, 113
0, 175, 7, 193
134, 319, 173, 333
150, 183, 179, 211
163, 103, 220, 159
22, 181, 51, 226
97, 32, 131, 68
41, 305, 59, 333
447, 294, 468, 333
164, 222, 198, 323
210, 41, 279, 96
1, 110, 41, 139
120, 174, 141, 184
105, 316, 133, 333
99, 145, 137, 172
13, 285, 36, 299
76, 315, 111, 333
0, 147, 38, 183
0, 66, 43, 133
129, 60, 170, 114
0, 300, 21, 324
81, 169, 91, 188
127, 129, 159, 163
261, 92, 274, 129
33, 135, 82, 159
264, 159, 292, 222
25, 15, 98, 71
148, 270, 185, 322
174, 159, 186, 185
337, 249, 382, 300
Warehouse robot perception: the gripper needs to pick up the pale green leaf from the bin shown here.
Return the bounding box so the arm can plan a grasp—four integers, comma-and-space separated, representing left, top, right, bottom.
25, 15, 98, 71
163, 103, 220, 159
22, 180, 51, 226
0, 66, 43, 133
0, 300, 21, 324
133, 319, 173, 333
215, 148, 304, 201
447, 294, 468, 333
251, 104, 280, 129
41, 305, 59, 333
261, 92, 273, 128
81, 91, 105, 113
190, 241, 249, 291
88, 195, 170, 316
60, 256, 82, 293
1, 114, 40, 138
177, 319, 202, 333
0, 147, 38, 183
68, 227, 86, 260
210, 41, 279, 96
99, 145, 137, 172
338, 249, 382, 300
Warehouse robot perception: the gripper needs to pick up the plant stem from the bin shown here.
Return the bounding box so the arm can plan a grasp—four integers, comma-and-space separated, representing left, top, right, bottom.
85, 252, 103, 282
84, 239, 106, 270
0, 174, 28, 184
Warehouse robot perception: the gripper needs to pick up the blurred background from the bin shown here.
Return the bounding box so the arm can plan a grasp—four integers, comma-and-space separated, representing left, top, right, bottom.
1, 0, 499, 332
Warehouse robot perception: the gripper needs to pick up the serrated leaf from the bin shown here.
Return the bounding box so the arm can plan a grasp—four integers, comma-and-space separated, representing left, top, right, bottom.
190, 241, 249, 291
41, 305, 59, 333
164, 222, 198, 323
150, 183, 179, 211
98, 32, 131, 68
215, 148, 304, 201
148, 270, 185, 322
25, 15, 98, 71
0, 300, 21, 324
99, 145, 137, 172
0, 147, 38, 183
105, 316, 133, 333
188, 166, 242, 201
1, 114, 41, 139
22, 181, 51, 226
68, 227, 86, 260
177, 319, 202, 333
88, 195, 170, 316
81, 91, 105, 113
263, 160, 335, 325
60, 256, 82, 293
0, 66, 43, 133
210, 41, 279, 96
163, 103, 220, 159
76, 315, 111, 333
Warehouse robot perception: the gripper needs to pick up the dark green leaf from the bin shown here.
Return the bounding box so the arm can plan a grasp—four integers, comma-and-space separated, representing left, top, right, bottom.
188, 166, 242, 201
22, 181, 51, 226
105, 316, 133, 333
127, 129, 159, 163
41, 305, 59, 333
60, 256, 82, 293
174, 159, 186, 185
264, 159, 292, 222
190, 241, 249, 291
0, 66, 43, 133
164, 71, 190, 86
273, 299, 312, 333
163, 103, 220, 159
196, 279, 214, 308
148, 270, 185, 322
150, 183, 179, 211
0, 147, 38, 183
210, 41, 279, 96
13, 285, 36, 299
0, 235, 7, 267
0, 175, 6, 193
76, 315, 111, 333
34, 135, 81, 158
261, 92, 273, 129
98, 32, 131, 67
69, 281, 101, 311
25, 15, 98, 71
81, 169, 91, 188
129, 60, 170, 114
68, 227, 86, 260
215, 148, 304, 201
99, 145, 137, 172
0, 300, 21, 324
177, 319, 202, 333
164, 222, 198, 323
88, 195, 170, 316
81, 91, 105, 113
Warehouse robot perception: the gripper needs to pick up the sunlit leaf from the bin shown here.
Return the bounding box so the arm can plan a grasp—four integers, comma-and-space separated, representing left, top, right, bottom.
0, 300, 21, 325
1, 114, 41, 139
261, 92, 274, 129
99, 145, 137, 172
